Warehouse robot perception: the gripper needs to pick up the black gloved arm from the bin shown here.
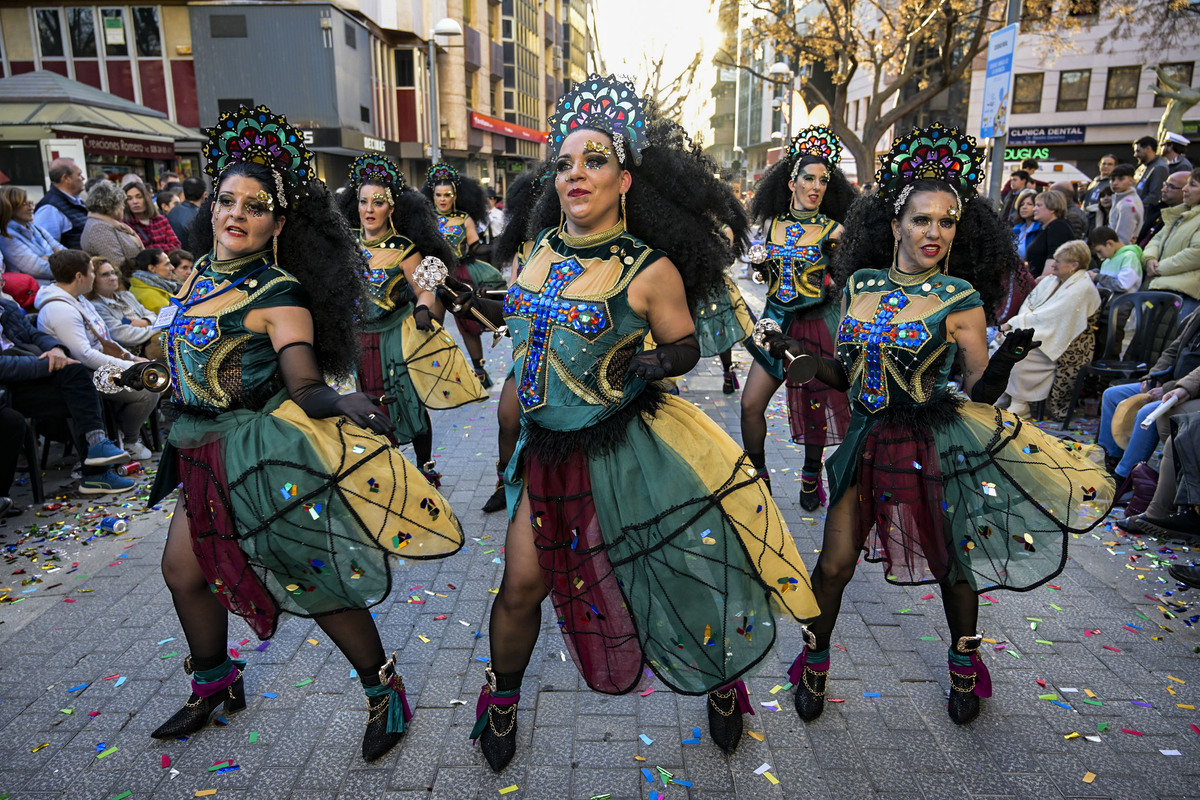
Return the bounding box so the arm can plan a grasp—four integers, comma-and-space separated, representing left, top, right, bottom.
277, 341, 392, 436
968, 328, 1040, 404
761, 331, 850, 391
434, 273, 507, 328
627, 335, 701, 381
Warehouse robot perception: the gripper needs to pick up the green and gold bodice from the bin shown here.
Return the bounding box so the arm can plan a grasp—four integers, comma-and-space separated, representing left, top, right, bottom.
437, 212, 471, 259
763, 208, 838, 311
503, 225, 665, 432
837, 266, 982, 414
163, 251, 307, 415
359, 230, 416, 324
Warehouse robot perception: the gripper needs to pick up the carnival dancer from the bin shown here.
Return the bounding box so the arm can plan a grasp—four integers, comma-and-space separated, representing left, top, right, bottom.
741, 126, 855, 511
439, 75, 819, 770
695, 226, 756, 394
146, 106, 464, 761
760, 123, 1115, 726
338, 154, 485, 486
422, 164, 506, 388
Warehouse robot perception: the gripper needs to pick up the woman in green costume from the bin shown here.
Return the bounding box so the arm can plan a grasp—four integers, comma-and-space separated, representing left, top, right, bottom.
146, 106, 464, 762
422, 164, 507, 388
440, 75, 819, 771
759, 124, 1115, 727
338, 154, 482, 486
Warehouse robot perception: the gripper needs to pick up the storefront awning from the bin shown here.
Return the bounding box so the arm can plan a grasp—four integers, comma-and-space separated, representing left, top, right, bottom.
0, 71, 202, 144
469, 112, 546, 145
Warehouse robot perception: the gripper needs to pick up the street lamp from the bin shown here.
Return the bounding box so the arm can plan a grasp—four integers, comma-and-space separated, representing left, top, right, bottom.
427, 17, 463, 164
768, 60, 794, 140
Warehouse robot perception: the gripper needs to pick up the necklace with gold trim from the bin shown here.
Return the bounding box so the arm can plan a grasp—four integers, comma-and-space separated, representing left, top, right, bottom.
558, 218, 626, 249
888, 264, 940, 286
787, 207, 820, 222
208, 249, 270, 275
362, 224, 399, 248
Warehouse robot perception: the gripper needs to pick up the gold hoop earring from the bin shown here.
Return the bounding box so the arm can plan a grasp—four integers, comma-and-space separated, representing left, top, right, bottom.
272, 233, 279, 265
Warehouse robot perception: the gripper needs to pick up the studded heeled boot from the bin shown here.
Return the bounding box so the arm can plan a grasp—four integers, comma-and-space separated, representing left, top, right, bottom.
471, 667, 519, 772
747, 452, 771, 495
799, 465, 827, 512
362, 651, 414, 761
482, 461, 507, 513
788, 627, 829, 722
947, 635, 992, 725
722, 371, 739, 394
151, 656, 246, 739
420, 460, 442, 488
707, 679, 753, 754
473, 358, 494, 389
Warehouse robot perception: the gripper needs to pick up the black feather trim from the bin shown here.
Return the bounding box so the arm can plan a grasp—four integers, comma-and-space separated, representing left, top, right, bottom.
521, 384, 667, 467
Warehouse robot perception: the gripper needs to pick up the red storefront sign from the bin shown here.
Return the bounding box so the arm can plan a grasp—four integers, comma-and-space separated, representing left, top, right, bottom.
469, 112, 546, 145
62, 132, 176, 159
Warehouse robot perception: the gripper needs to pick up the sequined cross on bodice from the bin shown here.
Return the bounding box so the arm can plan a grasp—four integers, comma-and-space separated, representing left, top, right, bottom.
764, 210, 835, 309
437, 214, 468, 259
836, 268, 981, 415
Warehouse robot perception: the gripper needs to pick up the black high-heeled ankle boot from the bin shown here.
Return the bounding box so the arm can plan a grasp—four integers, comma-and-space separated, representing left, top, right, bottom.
707, 679, 752, 754
151, 658, 246, 739
471, 668, 519, 772
799, 466, 826, 512
473, 359, 494, 389
947, 635, 991, 725
482, 461, 507, 513
362, 652, 413, 761
788, 627, 829, 722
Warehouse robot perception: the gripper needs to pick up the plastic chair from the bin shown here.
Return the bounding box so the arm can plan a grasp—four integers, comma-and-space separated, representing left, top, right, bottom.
1060, 291, 1182, 428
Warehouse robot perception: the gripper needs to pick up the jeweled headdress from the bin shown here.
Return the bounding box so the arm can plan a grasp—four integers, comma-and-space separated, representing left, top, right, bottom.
875, 123, 986, 214
788, 125, 841, 166
426, 162, 459, 188
350, 154, 405, 193
202, 105, 313, 210
548, 74, 649, 166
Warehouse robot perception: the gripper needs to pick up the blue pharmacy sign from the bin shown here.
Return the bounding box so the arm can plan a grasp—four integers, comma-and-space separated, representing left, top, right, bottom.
980, 24, 1018, 139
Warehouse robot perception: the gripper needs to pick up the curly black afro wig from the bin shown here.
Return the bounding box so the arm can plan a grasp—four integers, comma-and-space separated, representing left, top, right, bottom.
188, 161, 365, 378
336, 182, 457, 269
750, 154, 857, 226
832, 178, 1019, 324
421, 172, 489, 227
492, 169, 547, 273
502, 118, 749, 312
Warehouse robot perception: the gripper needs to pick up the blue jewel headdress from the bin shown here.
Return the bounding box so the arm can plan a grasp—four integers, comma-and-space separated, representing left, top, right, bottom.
548, 74, 649, 166
202, 104, 313, 209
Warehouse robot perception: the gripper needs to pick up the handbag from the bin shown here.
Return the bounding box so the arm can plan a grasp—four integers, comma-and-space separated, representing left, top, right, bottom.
39, 298, 134, 360
1123, 461, 1159, 517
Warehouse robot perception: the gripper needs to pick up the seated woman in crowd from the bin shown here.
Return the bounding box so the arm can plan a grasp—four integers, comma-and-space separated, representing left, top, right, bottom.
996, 240, 1101, 418
1024, 190, 1075, 277
81, 181, 143, 268
0, 185, 65, 285
86, 256, 162, 360
34, 250, 158, 460
126, 248, 177, 313
123, 180, 181, 254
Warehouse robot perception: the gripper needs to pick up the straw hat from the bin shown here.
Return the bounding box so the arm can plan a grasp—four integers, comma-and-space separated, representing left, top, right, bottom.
1111, 393, 1154, 450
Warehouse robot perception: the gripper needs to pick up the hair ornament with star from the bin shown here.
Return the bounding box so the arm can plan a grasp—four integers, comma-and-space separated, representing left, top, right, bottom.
548, 74, 649, 166
202, 104, 313, 209
349, 154, 406, 203
875, 122, 985, 206
788, 125, 842, 167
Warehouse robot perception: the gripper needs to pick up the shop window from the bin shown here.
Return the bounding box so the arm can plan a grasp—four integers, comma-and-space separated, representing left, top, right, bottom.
1012, 73, 1043, 114
1155, 62, 1194, 108
218, 98, 253, 115
100, 8, 128, 57
395, 48, 415, 87
37, 9, 65, 58
210, 14, 248, 39
360, 105, 370, 123
1104, 65, 1140, 109
131, 7, 161, 57
68, 8, 98, 57
1056, 69, 1090, 112
344, 21, 356, 49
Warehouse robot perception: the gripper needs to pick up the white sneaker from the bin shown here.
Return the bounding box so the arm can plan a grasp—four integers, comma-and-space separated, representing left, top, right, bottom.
126, 442, 152, 461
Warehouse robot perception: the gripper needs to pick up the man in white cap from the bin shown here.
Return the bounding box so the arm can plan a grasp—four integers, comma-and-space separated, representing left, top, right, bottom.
1163, 132, 1193, 175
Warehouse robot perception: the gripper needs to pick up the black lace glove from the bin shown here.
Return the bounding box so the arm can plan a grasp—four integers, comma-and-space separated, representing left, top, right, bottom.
277, 342, 392, 435
435, 274, 507, 328
413, 304, 434, 331
626, 336, 701, 381
760, 330, 850, 390
969, 328, 1041, 404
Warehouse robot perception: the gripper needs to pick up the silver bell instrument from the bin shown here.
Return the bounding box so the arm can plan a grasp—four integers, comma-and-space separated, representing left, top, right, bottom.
751, 319, 818, 383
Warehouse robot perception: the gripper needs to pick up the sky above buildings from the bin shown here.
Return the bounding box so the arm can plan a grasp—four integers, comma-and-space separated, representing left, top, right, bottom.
592, 0, 721, 142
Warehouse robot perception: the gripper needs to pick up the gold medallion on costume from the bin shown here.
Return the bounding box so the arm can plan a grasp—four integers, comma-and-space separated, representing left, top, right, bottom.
400, 316, 487, 408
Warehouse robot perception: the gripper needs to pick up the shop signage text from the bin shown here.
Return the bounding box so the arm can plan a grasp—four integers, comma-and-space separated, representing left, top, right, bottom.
1004, 146, 1051, 161
1008, 126, 1086, 145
